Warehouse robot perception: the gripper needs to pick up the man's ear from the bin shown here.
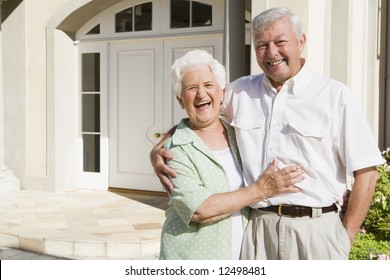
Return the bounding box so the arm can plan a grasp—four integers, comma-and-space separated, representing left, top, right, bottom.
299, 33, 306, 53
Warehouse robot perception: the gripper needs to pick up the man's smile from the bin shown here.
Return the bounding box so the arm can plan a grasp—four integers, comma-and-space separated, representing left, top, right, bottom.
267, 59, 285, 66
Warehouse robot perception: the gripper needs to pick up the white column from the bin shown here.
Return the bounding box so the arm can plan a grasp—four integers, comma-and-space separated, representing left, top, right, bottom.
0, 28, 20, 192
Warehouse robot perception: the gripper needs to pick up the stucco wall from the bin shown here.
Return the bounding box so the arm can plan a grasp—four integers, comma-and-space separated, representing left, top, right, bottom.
2, 0, 71, 189
3, 2, 27, 184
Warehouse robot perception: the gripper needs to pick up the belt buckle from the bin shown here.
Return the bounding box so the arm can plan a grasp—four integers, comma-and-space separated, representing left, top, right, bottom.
278, 204, 291, 217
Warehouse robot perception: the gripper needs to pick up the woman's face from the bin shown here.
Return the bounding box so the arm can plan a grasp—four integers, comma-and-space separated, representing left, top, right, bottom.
177, 65, 223, 130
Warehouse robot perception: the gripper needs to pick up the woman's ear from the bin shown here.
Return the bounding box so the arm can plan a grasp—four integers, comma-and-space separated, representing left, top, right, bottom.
220, 88, 225, 104
176, 96, 185, 109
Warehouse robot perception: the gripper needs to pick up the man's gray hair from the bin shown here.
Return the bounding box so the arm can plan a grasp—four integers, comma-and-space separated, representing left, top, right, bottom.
252, 7, 303, 41
171, 50, 226, 97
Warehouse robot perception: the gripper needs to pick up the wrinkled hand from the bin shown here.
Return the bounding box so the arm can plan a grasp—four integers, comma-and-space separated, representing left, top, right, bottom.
150, 145, 176, 193
342, 189, 351, 213
254, 160, 305, 198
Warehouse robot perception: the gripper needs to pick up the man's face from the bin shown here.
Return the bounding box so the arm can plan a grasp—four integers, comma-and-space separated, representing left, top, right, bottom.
254, 18, 306, 91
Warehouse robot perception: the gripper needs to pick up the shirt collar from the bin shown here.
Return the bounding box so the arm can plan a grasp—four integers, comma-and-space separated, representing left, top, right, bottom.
263, 58, 309, 96
171, 118, 237, 151
171, 119, 200, 146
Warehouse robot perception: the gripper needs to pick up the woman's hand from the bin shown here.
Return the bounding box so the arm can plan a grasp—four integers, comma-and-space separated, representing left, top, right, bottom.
253, 160, 305, 198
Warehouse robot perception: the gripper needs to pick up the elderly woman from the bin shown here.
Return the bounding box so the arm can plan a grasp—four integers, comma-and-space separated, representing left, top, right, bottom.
159, 50, 304, 260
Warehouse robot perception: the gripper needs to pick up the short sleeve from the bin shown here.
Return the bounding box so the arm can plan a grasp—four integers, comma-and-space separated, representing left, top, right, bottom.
337, 89, 385, 174
166, 146, 213, 226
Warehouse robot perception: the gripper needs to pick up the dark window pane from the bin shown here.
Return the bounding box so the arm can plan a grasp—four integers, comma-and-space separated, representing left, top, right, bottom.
245, 45, 251, 75
171, 0, 190, 28
83, 134, 100, 172
116, 7, 133, 32
192, 1, 212, 27
135, 2, 152, 31
82, 94, 100, 133
82, 53, 100, 92
86, 24, 100, 35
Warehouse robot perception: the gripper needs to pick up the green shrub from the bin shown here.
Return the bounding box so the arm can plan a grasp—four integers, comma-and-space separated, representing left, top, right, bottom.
349, 230, 390, 260
349, 147, 390, 260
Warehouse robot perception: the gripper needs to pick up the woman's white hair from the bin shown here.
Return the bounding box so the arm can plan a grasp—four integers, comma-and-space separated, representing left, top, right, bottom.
171, 50, 226, 97
252, 7, 302, 42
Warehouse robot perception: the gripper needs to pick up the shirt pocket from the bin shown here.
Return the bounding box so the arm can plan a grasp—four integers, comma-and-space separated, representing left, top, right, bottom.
231, 116, 264, 131
231, 116, 265, 161
288, 121, 327, 154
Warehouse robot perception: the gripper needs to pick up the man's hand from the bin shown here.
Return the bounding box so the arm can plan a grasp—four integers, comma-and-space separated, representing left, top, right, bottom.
149, 126, 177, 193
342, 189, 351, 213
150, 144, 176, 193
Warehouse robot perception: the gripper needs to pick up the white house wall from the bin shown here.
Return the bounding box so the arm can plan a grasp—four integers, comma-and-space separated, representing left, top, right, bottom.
2, 1, 27, 185
0, 29, 20, 192
2, 0, 71, 190
52, 30, 77, 191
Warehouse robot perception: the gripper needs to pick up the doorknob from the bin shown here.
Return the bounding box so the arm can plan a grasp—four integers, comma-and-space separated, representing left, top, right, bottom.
153, 132, 166, 139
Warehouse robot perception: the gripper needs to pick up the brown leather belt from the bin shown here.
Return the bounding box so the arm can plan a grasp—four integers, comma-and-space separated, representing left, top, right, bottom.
260, 204, 338, 217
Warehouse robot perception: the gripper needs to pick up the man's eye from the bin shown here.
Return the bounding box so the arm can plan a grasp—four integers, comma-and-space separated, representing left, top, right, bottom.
275, 40, 287, 46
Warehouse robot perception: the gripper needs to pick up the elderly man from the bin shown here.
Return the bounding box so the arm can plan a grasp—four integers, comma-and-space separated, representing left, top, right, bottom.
151, 7, 384, 259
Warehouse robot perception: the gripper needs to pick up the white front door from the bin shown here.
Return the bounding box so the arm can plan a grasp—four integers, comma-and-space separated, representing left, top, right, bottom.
109, 35, 222, 191
109, 39, 164, 191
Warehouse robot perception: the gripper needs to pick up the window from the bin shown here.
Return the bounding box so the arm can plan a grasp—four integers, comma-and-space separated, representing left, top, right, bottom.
115, 2, 152, 33
170, 0, 212, 29
86, 24, 100, 35
116, 7, 133, 32
81, 53, 101, 173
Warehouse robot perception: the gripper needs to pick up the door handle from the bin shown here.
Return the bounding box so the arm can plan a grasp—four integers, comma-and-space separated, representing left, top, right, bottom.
153, 132, 166, 139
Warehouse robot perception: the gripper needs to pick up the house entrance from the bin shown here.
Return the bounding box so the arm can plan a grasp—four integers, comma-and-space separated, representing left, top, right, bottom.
108, 36, 222, 191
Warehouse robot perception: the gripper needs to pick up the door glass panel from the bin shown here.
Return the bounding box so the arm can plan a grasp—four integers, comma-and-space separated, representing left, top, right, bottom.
86, 24, 100, 35
135, 2, 152, 31
192, 1, 212, 27
82, 53, 100, 92
171, 0, 190, 28
82, 94, 100, 132
81, 52, 101, 173
116, 7, 133, 32
83, 134, 100, 172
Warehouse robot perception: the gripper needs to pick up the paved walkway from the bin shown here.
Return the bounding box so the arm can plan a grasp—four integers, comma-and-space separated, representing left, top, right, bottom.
0, 189, 168, 260
0, 246, 68, 260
